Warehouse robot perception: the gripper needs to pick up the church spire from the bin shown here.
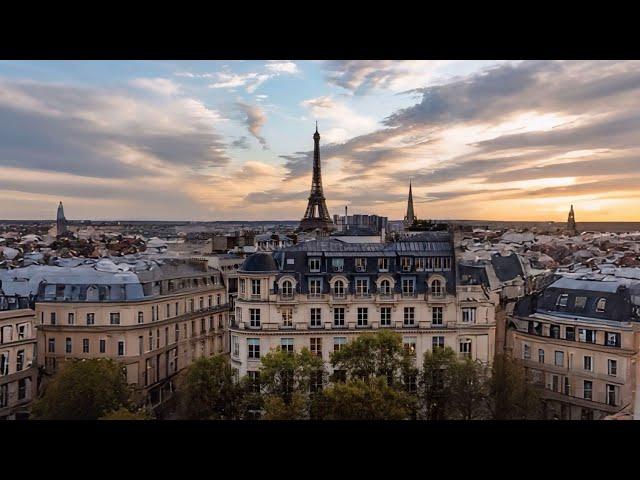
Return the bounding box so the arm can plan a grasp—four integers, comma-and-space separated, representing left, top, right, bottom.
404, 180, 417, 228
567, 204, 577, 235
56, 201, 68, 236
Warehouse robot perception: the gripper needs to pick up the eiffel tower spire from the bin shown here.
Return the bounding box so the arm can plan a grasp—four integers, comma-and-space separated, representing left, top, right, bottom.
298, 124, 334, 233
404, 180, 417, 228
567, 204, 577, 235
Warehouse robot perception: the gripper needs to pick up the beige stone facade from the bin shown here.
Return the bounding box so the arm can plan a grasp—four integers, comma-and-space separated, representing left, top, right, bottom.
0, 309, 38, 419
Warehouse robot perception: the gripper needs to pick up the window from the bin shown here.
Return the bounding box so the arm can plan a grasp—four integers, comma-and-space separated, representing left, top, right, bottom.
333, 307, 345, 327
17, 378, 26, 401
138, 336, 144, 355
331, 258, 344, 272
403, 337, 417, 355
68, 312, 75, 325
310, 370, 324, 393
432, 307, 443, 326
608, 359, 617, 376
280, 338, 294, 353
401, 257, 412, 272
118, 341, 125, 356
310, 337, 322, 357
0, 352, 8, 375
442, 257, 452, 271
596, 298, 607, 312
208, 296, 212, 308
248, 371, 261, 393
251, 279, 261, 296
606, 384, 617, 406
403, 307, 415, 326
564, 377, 571, 395
583, 380, 593, 400
282, 307, 293, 327
110, 312, 120, 325
355, 258, 366, 272
248, 338, 260, 359
200, 318, 206, 334
249, 308, 261, 328
549, 324, 560, 339
329, 280, 344, 299
401, 278, 415, 295
86, 313, 95, 325
552, 375, 559, 392
430, 279, 443, 297
378, 257, 389, 272
232, 336, 239, 357
309, 257, 321, 272
82, 339, 89, 353
309, 279, 322, 296
380, 307, 392, 327
379, 279, 392, 296
334, 337, 347, 352
355, 278, 369, 296
16, 350, 24, 371
459, 340, 472, 358
50, 312, 56, 325
415, 258, 426, 271
281, 280, 293, 297
565, 326, 575, 341
135, 311, 144, 325
578, 328, 596, 343
0, 384, 7, 408
523, 344, 531, 360
310, 308, 322, 327
556, 294, 569, 307
199, 297, 204, 311
48, 338, 55, 353
583, 356, 593, 371
462, 307, 476, 323
17, 324, 26, 340
357, 307, 368, 326
99, 339, 106, 353
574, 296, 587, 310
239, 279, 246, 295
65, 337, 72, 354
554, 351, 564, 367
605, 332, 620, 347
538, 349, 545, 364
432, 336, 445, 349
175, 324, 180, 342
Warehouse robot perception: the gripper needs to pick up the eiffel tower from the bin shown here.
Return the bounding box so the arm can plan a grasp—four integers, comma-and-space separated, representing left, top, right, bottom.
298, 123, 335, 233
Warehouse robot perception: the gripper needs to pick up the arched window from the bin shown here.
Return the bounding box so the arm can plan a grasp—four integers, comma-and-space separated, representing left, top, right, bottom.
430, 279, 443, 297
334, 280, 345, 297
380, 279, 391, 295
86, 285, 99, 302
282, 280, 293, 297
596, 298, 607, 313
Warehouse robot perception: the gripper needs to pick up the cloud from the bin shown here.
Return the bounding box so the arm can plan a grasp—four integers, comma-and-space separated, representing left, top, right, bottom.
207, 62, 299, 94
265, 61, 299, 74
301, 95, 377, 143
230, 136, 250, 149
130, 77, 180, 96
236, 101, 268, 149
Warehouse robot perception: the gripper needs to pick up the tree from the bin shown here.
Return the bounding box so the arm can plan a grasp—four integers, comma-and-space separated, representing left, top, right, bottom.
32, 358, 132, 420
487, 354, 543, 420
99, 406, 154, 420
330, 330, 414, 388
259, 347, 324, 420
418, 346, 457, 420
449, 358, 489, 420
175, 354, 240, 420
311, 377, 413, 420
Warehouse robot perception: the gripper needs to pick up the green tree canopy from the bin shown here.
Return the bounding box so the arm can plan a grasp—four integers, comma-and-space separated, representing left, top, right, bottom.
312, 377, 414, 420
32, 358, 132, 420
175, 354, 240, 420
449, 358, 489, 420
487, 354, 543, 420
418, 346, 457, 420
329, 330, 414, 388
99, 406, 154, 420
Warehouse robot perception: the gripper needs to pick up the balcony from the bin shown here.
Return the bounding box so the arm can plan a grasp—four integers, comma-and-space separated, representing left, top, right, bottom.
307, 293, 325, 300
354, 292, 372, 299
278, 294, 296, 303
401, 292, 417, 299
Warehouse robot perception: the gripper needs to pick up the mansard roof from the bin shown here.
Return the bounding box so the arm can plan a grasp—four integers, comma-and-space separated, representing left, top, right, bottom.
239, 252, 279, 273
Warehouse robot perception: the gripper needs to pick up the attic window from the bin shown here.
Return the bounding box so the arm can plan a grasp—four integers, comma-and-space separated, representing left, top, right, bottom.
556, 294, 569, 307
596, 298, 607, 313
574, 296, 587, 310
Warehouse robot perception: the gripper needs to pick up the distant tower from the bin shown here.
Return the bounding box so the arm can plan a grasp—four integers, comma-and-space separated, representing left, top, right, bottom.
298, 123, 335, 233
403, 180, 417, 228
567, 204, 577, 235
56, 201, 68, 236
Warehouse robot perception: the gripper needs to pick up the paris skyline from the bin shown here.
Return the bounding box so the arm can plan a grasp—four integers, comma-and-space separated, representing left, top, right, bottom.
1, 60, 640, 222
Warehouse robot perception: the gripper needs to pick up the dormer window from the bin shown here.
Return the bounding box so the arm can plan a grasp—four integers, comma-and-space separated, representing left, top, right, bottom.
378, 258, 389, 272
574, 296, 587, 310
332, 258, 344, 272
401, 257, 412, 272
430, 279, 443, 297
556, 294, 569, 307
282, 280, 293, 297
380, 279, 391, 295
309, 258, 321, 272
355, 258, 366, 272
596, 298, 607, 313
333, 280, 345, 297
415, 258, 426, 271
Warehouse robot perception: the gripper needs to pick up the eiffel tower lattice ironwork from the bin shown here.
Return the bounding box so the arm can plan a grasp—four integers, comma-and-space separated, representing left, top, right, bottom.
298, 123, 335, 233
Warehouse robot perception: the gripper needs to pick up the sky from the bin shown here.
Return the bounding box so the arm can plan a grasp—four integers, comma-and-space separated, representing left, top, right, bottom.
1, 60, 640, 222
